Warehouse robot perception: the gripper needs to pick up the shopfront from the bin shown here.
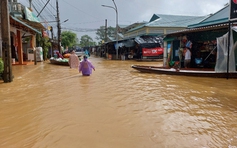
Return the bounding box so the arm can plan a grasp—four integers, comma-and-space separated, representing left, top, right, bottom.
134, 36, 164, 60
164, 26, 231, 69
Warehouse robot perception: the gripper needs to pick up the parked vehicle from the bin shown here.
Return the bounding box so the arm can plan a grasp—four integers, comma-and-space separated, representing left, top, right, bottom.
75, 48, 84, 56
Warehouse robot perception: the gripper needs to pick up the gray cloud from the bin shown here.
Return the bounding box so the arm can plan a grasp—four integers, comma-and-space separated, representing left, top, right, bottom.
18, 0, 229, 41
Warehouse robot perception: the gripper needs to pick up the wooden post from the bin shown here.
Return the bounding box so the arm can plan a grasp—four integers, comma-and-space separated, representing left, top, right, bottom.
56, 0, 61, 53
34, 49, 37, 65
1, 0, 13, 82
30, 35, 37, 65
17, 30, 23, 64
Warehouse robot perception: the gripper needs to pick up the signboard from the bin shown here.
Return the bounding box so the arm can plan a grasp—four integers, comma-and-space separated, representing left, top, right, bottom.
142, 47, 163, 57
24, 7, 40, 22
230, 0, 237, 20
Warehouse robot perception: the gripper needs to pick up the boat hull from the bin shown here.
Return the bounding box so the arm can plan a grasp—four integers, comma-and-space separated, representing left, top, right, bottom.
50, 59, 69, 66
131, 65, 237, 78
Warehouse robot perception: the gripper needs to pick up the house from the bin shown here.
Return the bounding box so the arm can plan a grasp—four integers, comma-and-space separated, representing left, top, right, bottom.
123, 14, 208, 39
1, 0, 45, 65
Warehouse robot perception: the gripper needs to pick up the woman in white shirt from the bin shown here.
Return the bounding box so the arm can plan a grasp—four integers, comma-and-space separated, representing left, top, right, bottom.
183, 47, 191, 68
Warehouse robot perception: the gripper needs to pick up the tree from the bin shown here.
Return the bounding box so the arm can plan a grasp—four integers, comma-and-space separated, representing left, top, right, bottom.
61, 31, 77, 48
80, 35, 96, 47
95, 26, 115, 42
0, 58, 3, 73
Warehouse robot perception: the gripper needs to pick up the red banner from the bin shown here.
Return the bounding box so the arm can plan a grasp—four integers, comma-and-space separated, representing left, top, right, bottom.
230, 0, 237, 20
142, 47, 163, 56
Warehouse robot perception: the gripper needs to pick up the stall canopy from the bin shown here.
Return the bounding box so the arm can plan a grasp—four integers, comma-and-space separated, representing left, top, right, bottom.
122, 39, 135, 47
113, 39, 135, 49
134, 36, 163, 48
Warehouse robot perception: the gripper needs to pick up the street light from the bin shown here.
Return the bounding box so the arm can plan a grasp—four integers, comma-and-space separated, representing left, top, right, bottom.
62, 19, 69, 24
102, 0, 118, 59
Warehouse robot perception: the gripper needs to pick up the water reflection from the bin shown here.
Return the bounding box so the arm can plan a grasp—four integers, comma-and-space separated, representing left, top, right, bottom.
0, 56, 237, 148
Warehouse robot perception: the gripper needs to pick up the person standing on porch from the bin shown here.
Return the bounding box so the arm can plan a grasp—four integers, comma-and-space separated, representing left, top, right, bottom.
178, 46, 184, 69
183, 47, 191, 68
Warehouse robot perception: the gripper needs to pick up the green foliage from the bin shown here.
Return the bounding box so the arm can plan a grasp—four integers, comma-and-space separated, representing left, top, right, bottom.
0, 58, 4, 73
61, 31, 77, 48
79, 35, 96, 47
95, 26, 115, 42
37, 34, 51, 60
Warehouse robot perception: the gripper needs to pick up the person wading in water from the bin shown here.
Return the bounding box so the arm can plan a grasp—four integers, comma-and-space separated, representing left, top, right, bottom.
79, 55, 95, 76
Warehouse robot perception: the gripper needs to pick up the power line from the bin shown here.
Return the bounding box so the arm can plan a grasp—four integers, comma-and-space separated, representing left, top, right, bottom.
61, 0, 100, 20
61, 27, 98, 32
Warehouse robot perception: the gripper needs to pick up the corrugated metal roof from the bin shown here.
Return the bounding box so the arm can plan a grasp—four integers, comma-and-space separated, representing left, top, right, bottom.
148, 14, 207, 27
165, 23, 229, 36
118, 25, 129, 29
202, 5, 229, 23
166, 5, 231, 36
188, 5, 229, 28
128, 14, 208, 32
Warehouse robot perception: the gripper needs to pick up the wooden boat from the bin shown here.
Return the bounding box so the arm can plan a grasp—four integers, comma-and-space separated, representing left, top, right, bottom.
131, 65, 237, 78
49, 59, 69, 66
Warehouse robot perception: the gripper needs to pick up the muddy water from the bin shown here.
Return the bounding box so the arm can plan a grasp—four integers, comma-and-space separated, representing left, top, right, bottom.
0, 56, 237, 148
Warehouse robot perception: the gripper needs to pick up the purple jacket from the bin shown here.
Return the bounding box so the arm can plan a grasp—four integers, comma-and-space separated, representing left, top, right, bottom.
79, 59, 95, 75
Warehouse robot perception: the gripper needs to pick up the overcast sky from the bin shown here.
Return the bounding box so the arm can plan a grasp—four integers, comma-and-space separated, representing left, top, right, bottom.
18, 0, 229, 41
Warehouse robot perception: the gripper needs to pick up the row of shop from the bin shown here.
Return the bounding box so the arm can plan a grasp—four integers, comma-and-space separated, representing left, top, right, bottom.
98, 36, 164, 60
94, 4, 236, 72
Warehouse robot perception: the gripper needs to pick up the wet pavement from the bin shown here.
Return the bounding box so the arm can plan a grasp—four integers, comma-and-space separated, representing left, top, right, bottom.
1, 55, 237, 148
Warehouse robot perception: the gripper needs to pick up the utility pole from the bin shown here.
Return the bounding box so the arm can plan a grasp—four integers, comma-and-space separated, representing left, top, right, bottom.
50, 26, 54, 57
105, 19, 107, 43
29, 0, 32, 10
1, 0, 13, 82
56, 0, 61, 53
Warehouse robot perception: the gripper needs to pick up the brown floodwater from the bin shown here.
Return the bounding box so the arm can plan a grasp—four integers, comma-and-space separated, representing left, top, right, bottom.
0, 56, 237, 148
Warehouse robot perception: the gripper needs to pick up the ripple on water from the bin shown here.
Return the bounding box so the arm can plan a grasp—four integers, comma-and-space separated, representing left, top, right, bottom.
1, 58, 237, 147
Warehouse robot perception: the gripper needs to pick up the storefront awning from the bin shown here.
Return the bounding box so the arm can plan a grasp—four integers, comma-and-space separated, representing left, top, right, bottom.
166, 23, 229, 36
10, 16, 41, 34
17, 17, 46, 30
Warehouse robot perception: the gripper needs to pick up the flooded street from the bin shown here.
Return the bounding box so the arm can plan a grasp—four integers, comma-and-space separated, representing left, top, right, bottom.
1, 56, 237, 148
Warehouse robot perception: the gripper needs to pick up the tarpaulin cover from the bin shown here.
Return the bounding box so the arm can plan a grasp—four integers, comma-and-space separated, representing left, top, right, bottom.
215, 28, 236, 72
135, 36, 163, 45
114, 39, 135, 49
135, 36, 163, 49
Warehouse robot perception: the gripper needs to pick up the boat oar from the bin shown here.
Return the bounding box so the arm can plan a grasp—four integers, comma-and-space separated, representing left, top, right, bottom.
204, 46, 217, 62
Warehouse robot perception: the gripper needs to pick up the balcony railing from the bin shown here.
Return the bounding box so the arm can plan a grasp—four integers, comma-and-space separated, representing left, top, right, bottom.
8, 2, 23, 13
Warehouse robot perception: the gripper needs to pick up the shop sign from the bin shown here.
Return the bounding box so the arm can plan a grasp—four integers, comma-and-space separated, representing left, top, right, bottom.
142, 47, 163, 57
24, 7, 40, 22
230, 0, 237, 20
